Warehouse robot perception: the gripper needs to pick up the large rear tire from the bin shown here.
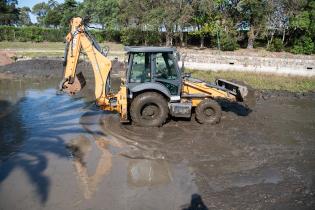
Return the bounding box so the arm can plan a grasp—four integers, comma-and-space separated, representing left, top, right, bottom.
130, 92, 169, 127
195, 99, 222, 124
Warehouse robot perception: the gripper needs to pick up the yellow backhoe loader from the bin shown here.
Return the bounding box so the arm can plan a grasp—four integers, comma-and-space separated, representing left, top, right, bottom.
60, 17, 250, 127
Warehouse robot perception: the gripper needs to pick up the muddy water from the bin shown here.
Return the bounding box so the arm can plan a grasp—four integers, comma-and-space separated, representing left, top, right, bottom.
0, 79, 197, 210
1, 78, 315, 210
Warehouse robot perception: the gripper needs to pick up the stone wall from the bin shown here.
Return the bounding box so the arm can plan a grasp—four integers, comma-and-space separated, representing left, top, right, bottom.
179, 49, 315, 77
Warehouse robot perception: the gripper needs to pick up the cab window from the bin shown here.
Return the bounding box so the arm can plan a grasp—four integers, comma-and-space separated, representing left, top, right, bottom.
129, 53, 151, 83
155, 52, 178, 80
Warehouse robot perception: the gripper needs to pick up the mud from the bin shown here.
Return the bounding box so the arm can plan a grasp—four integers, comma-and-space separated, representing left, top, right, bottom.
0, 51, 15, 66
100, 93, 315, 209
0, 59, 124, 79
0, 64, 315, 209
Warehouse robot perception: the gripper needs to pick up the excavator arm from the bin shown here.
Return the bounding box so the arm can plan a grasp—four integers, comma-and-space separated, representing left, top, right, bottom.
60, 17, 112, 104
60, 17, 128, 120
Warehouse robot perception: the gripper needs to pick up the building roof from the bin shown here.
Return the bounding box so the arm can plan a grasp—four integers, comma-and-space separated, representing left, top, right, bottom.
124, 46, 176, 53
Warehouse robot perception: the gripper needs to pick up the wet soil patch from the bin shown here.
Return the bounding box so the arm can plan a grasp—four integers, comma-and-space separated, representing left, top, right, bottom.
0, 59, 124, 79
101, 94, 315, 209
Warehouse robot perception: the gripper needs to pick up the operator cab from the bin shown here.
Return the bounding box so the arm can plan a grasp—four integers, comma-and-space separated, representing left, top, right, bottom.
124, 46, 182, 101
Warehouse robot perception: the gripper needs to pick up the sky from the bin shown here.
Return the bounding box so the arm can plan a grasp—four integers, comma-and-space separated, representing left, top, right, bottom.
18, 0, 82, 23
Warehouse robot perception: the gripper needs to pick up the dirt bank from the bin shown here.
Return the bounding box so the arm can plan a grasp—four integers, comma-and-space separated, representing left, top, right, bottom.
0, 59, 123, 79
0, 51, 15, 66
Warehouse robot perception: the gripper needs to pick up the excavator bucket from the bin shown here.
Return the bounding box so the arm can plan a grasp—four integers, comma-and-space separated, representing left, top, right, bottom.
60, 72, 86, 95
216, 79, 256, 108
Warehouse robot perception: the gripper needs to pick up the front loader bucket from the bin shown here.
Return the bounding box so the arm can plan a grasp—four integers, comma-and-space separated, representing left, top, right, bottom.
216, 79, 248, 101
216, 79, 256, 108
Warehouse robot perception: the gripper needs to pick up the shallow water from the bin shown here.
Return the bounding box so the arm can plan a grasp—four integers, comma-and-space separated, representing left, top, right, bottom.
0, 79, 198, 210
1, 78, 315, 209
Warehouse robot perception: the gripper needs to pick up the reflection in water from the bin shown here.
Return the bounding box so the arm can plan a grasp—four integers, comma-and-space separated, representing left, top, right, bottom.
67, 135, 113, 199
0, 79, 89, 203
0, 79, 198, 208
0, 99, 26, 159
67, 135, 175, 198
128, 159, 171, 187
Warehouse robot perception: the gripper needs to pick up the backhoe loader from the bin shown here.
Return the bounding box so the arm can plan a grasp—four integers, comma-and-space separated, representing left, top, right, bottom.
60, 17, 249, 127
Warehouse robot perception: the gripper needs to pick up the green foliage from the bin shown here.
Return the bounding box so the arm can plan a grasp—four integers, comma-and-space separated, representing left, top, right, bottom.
32, 2, 49, 26
237, 0, 272, 48
0, 0, 19, 25
267, 38, 284, 52
104, 29, 121, 42
0, 0, 314, 55
0, 26, 64, 42
17, 7, 32, 26
220, 33, 239, 51
144, 31, 161, 45
44, 5, 63, 27
89, 30, 105, 43
80, 0, 119, 29
121, 28, 143, 46
291, 36, 314, 55
290, 11, 310, 30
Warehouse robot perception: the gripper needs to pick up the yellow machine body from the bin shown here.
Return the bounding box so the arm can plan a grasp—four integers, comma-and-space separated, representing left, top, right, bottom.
60, 17, 248, 125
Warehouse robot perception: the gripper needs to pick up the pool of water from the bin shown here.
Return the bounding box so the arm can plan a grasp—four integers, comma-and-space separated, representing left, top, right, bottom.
0, 79, 198, 210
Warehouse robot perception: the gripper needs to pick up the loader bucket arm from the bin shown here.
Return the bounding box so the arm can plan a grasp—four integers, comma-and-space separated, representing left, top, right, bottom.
182, 76, 252, 107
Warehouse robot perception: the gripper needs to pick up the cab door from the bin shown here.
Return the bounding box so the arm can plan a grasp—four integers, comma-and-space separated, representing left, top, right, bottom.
152, 52, 181, 97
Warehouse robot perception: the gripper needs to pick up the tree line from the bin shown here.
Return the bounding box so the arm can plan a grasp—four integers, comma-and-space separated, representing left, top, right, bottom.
0, 0, 314, 54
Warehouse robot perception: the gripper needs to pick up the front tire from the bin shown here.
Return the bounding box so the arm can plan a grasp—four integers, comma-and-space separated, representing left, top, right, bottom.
195, 99, 222, 124
130, 92, 169, 127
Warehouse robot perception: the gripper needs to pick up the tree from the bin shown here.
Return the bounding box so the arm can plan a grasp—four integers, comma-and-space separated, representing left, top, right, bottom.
174, 0, 193, 47
147, 0, 193, 46
32, 2, 49, 26
17, 6, 31, 26
0, 0, 19, 25
44, 6, 63, 28
266, 0, 288, 47
118, 0, 192, 46
44, 1, 62, 28
237, 0, 272, 48
191, 0, 215, 48
60, 0, 79, 28
80, 0, 119, 29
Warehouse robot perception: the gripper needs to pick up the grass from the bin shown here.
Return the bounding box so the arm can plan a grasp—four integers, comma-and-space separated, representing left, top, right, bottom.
188, 69, 315, 92
0, 41, 65, 50
15, 51, 63, 58
0, 41, 124, 58
0, 41, 124, 50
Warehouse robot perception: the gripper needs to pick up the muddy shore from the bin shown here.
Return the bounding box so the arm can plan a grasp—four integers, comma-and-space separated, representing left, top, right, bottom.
0, 59, 123, 79
0, 60, 315, 209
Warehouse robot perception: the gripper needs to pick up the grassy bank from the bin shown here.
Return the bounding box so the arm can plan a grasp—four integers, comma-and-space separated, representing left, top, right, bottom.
188, 70, 315, 92
0, 41, 124, 58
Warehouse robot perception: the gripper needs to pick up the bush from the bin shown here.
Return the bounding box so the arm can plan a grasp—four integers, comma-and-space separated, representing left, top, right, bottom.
89, 30, 105, 43
104, 29, 121, 42
0, 26, 65, 42
0, 26, 15, 41
220, 33, 239, 51
291, 36, 314, 55
267, 38, 284, 52
144, 31, 161, 45
121, 28, 143, 46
